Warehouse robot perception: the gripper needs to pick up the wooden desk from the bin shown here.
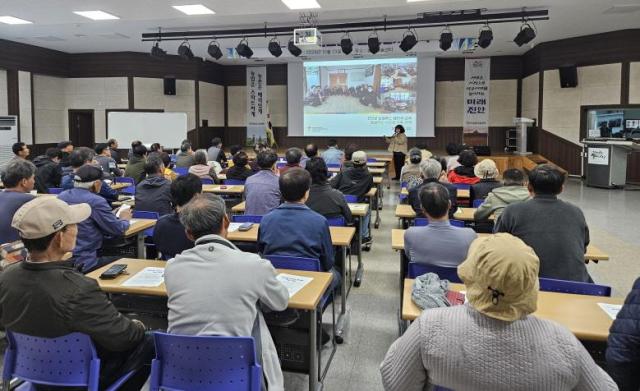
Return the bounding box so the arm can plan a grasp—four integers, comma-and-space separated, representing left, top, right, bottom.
217, 173, 227, 181
110, 182, 132, 191
453, 207, 495, 222
202, 184, 245, 195
227, 224, 355, 247
366, 162, 386, 168
124, 219, 156, 258
369, 167, 385, 175
231, 201, 368, 217
117, 164, 126, 169
401, 279, 622, 341
400, 187, 469, 198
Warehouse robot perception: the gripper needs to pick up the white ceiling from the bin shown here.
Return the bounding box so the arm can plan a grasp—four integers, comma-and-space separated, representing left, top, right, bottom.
0, 0, 639, 63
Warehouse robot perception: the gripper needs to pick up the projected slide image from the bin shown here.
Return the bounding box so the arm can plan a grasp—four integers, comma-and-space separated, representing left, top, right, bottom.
303, 58, 417, 136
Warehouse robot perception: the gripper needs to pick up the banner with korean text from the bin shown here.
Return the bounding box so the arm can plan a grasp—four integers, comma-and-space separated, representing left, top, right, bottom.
246, 66, 268, 146
463, 58, 490, 145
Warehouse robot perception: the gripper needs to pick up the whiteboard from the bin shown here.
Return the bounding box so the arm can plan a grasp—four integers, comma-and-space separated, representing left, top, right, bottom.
107, 112, 188, 149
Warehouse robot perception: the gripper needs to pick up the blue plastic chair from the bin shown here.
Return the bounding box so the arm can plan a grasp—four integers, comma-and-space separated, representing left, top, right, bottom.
454, 183, 471, 190
343, 194, 358, 203
472, 199, 485, 208
399, 181, 409, 202
174, 167, 189, 176
276, 162, 286, 169
114, 177, 136, 195
231, 215, 263, 223
169, 154, 177, 163
414, 218, 465, 227
223, 179, 246, 185
266, 255, 321, 272
367, 158, 378, 163
201, 177, 215, 185
47, 187, 63, 194
150, 332, 261, 391
407, 262, 462, 283
2, 331, 134, 391
132, 210, 160, 242
327, 163, 341, 169
539, 277, 611, 297
326, 216, 346, 227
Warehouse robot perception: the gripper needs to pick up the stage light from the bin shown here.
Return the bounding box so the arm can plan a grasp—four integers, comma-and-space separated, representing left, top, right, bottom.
514, 22, 536, 46
268, 37, 283, 57
178, 40, 194, 60
236, 38, 253, 58
439, 27, 453, 51
288, 37, 302, 57
478, 24, 493, 49
368, 32, 380, 54
150, 42, 166, 58
207, 40, 223, 60
340, 33, 353, 55
399, 29, 417, 52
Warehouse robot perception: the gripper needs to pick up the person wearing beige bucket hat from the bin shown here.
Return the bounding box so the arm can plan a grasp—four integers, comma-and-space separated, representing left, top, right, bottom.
0, 196, 154, 389
381, 234, 617, 391
470, 158, 503, 204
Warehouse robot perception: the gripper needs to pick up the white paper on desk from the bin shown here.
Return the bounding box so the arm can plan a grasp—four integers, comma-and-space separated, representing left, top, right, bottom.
228, 222, 242, 232
122, 267, 165, 287
598, 303, 622, 320
277, 273, 313, 298
350, 204, 367, 211
128, 219, 139, 225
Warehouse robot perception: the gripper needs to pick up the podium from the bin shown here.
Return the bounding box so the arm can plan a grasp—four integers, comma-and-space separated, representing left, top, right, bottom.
513, 118, 535, 156
582, 139, 640, 188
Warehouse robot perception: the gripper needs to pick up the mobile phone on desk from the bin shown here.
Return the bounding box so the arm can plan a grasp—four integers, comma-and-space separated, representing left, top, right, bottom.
238, 222, 254, 231
99, 264, 127, 279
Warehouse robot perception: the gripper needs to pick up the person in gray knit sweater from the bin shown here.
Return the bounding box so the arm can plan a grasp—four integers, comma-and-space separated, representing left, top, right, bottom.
380, 234, 617, 391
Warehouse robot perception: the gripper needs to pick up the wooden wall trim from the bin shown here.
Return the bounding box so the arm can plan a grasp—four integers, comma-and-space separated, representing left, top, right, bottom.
30, 72, 35, 144
538, 128, 582, 175
0, 39, 68, 76
621, 62, 630, 105
516, 77, 523, 117
194, 80, 200, 146
127, 76, 134, 110
6, 70, 20, 140
537, 70, 544, 152
436, 56, 523, 81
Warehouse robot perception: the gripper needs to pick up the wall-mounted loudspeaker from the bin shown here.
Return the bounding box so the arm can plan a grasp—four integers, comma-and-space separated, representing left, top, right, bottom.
559, 66, 578, 88
164, 77, 176, 95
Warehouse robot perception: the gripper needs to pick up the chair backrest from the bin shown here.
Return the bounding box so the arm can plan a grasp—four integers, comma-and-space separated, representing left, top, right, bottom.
539, 277, 612, 297
48, 187, 63, 194
326, 163, 341, 169
174, 167, 189, 176
408, 262, 462, 283
223, 179, 246, 185
115, 176, 135, 185
343, 194, 358, 203
472, 199, 485, 208
326, 216, 346, 227
200, 177, 215, 185
400, 181, 408, 189
132, 210, 160, 237
3, 331, 101, 390
265, 255, 321, 272
414, 218, 464, 227
114, 176, 136, 195
231, 215, 263, 223
150, 332, 261, 391
454, 183, 471, 190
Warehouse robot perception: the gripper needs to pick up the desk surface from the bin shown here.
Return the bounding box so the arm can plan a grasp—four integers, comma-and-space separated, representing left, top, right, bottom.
368, 168, 385, 175
110, 183, 132, 191
124, 219, 156, 237
401, 187, 469, 198
391, 229, 609, 261
227, 224, 356, 247
454, 207, 494, 222
402, 279, 622, 341
231, 201, 369, 216
202, 184, 245, 194
367, 162, 387, 168
373, 177, 383, 185
87, 259, 332, 310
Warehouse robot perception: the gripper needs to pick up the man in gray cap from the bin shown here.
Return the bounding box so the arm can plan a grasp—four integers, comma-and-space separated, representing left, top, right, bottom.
0, 197, 153, 390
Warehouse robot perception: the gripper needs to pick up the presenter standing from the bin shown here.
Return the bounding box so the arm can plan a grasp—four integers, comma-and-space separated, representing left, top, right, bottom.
385, 124, 408, 180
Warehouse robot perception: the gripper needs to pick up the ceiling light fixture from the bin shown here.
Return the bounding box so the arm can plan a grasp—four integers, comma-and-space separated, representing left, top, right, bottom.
439, 26, 453, 51
236, 38, 253, 58
514, 21, 536, 46
288, 37, 302, 57
268, 37, 283, 57
0, 16, 32, 25
73, 11, 119, 20
207, 40, 223, 60
477, 23, 493, 49
172, 4, 216, 15
368, 31, 380, 54
178, 40, 194, 60
340, 32, 353, 55
399, 28, 418, 52
281, 0, 321, 10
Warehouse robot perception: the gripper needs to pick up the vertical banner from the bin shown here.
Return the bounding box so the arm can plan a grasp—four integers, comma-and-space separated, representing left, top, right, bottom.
463, 58, 490, 145
246, 66, 268, 147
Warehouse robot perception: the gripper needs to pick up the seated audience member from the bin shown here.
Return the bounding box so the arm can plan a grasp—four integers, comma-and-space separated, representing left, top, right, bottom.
474, 168, 530, 221
0, 160, 36, 243
380, 234, 617, 391
606, 276, 640, 390
400, 148, 423, 190
160, 152, 177, 182
57, 141, 74, 172
279, 147, 303, 175
259, 169, 339, 288
331, 150, 374, 243
127, 140, 142, 160
150, 143, 163, 153
229, 144, 243, 157
409, 159, 458, 218
443, 142, 461, 172
305, 157, 353, 224
321, 139, 344, 166
470, 159, 502, 203
107, 138, 121, 164
166, 194, 288, 389
495, 164, 590, 282
175, 142, 195, 168
58, 165, 131, 272
124, 143, 148, 184
207, 137, 228, 167
249, 143, 267, 172
154, 174, 202, 259
61, 147, 119, 204
226, 151, 254, 181
245, 150, 281, 215
188, 150, 218, 182
33, 147, 63, 193
0, 142, 30, 177
404, 183, 476, 267
136, 154, 173, 216
1, 197, 153, 390
95, 143, 122, 179
300, 143, 318, 168
415, 143, 433, 161
447, 149, 480, 184
342, 143, 358, 170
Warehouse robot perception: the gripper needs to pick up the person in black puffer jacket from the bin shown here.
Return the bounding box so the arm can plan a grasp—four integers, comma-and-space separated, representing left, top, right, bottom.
33, 147, 63, 193
606, 277, 640, 391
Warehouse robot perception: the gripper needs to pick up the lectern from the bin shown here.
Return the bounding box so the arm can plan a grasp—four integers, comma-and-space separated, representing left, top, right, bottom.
582, 139, 640, 188
513, 118, 535, 156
